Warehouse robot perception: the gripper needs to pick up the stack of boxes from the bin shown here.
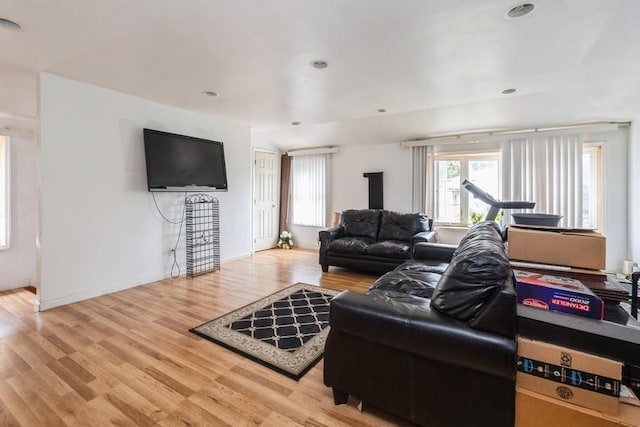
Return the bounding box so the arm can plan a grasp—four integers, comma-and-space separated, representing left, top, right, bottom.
508, 225, 607, 320
505, 225, 640, 418
516, 337, 623, 417
508, 226, 607, 272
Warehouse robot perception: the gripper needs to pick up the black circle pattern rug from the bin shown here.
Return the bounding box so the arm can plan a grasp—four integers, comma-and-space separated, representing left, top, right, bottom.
190, 283, 340, 380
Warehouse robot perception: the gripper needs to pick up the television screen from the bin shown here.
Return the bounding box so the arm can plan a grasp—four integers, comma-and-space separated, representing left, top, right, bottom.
144, 128, 228, 192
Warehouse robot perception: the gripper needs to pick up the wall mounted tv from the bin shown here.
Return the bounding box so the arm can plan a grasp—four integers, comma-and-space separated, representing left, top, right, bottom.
144, 128, 228, 192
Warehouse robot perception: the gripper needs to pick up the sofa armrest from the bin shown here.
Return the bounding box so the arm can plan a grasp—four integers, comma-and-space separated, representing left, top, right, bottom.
412, 241, 457, 262
319, 226, 344, 243
411, 231, 437, 245
329, 290, 516, 380
319, 227, 344, 271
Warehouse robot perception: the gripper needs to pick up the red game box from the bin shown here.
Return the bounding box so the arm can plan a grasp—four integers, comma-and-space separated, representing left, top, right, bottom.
514, 270, 604, 320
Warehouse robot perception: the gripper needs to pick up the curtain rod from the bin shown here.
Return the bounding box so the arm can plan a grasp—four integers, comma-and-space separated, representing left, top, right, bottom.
400, 121, 629, 147
286, 147, 338, 156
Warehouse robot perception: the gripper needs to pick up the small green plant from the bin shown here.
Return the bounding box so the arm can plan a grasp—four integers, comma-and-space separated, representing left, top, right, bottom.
470, 211, 503, 224
471, 212, 484, 224
277, 230, 294, 249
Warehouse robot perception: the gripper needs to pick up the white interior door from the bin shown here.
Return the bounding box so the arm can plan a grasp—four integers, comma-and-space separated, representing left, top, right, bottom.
253, 150, 278, 251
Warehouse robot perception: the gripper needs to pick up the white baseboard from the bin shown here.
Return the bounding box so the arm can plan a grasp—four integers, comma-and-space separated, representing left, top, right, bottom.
296, 244, 320, 251
221, 252, 252, 263
39, 285, 123, 311
0, 278, 31, 291
37, 253, 253, 311
38, 272, 172, 311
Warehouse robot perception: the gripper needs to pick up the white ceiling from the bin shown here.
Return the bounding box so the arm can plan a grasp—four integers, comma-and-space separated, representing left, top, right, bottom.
1, 0, 639, 149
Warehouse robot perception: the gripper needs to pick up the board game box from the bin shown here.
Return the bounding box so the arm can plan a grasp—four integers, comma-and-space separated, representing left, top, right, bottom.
514, 270, 604, 320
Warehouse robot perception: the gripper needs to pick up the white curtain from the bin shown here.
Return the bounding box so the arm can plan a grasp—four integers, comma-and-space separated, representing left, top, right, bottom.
502, 134, 583, 228
411, 145, 434, 214
291, 154, 327, 227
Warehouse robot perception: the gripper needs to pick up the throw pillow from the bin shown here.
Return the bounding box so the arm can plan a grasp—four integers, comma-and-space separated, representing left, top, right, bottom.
340, 209, 381, 240
377, 211, 430, 242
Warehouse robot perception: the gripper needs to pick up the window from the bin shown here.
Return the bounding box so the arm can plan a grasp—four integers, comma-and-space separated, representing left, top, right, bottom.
291, 154, 327, 227
424, 134, 604, 229
583, 144, 602, 230
433, 153, 500, 226
0, 136, 8, 248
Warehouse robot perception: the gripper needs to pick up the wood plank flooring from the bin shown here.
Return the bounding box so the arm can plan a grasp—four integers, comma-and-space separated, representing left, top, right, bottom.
0, 249, 411, 426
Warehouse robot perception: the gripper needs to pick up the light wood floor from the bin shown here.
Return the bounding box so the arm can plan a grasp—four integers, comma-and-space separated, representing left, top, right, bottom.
0, 249, 411, 426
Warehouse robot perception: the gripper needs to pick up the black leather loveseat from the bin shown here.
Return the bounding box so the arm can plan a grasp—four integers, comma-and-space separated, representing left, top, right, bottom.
323, 222, 517, 427
319, 209, 436, 274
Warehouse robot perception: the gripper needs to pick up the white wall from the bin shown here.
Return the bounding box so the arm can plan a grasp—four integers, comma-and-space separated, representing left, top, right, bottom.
0, 136, 38, 290
38, 74, 252, 310
331, 143, 412, 214
291, 143, 412, 249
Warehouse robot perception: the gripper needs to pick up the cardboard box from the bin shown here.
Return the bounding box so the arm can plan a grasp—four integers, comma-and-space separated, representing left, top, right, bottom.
516, 387, 640, 427
517, 337, 622, 415
514, 270, 604, 320
508, 226, 606, 270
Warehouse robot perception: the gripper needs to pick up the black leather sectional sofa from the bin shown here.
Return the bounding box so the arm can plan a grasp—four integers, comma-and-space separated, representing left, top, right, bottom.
319, 209, 437, 274
323, 222, 517, 427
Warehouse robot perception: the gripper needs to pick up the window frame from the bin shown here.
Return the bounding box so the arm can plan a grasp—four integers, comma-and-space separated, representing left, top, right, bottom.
432, 151, 501, 227
0, 136, 10, 250
582, 143, 603, 232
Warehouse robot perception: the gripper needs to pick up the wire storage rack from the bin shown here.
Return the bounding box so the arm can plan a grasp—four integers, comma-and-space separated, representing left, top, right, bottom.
185, 194, 220, 278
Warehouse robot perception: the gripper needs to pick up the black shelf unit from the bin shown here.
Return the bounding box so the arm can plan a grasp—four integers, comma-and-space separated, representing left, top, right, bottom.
185, 194, 220, 278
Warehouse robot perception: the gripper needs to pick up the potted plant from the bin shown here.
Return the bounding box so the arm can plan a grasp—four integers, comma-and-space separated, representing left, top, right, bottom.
277, 230, 294, 249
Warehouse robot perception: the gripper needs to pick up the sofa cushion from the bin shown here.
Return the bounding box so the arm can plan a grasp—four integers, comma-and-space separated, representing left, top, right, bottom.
377, 211, 430, 242
368, 270, 441, 299
366, 240, 410, 259
341, 209, 381, 240
395, 260, 450, 275
328, 236, 374, 255
430, 222, 511, 321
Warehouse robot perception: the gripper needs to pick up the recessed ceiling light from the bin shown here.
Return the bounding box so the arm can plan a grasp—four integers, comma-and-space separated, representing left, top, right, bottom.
0, 18, 21, 31
202, 91, 218, 97
377, 108, 387, 113
502, 88, 516, 94
506, 3, 535, 18
291, 121, 301, 126
310, 60, 328, 69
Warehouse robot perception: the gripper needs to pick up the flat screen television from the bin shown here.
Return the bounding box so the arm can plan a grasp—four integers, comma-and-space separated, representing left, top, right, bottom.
144, 128, 228, 192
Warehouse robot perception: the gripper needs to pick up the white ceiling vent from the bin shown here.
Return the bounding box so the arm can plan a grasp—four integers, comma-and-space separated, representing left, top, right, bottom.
506, 3, 535, 18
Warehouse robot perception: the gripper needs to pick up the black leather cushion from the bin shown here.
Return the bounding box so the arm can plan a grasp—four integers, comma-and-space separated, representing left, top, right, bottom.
366, 240, 410, 259
454, 221, 504, 255
368, 271, 440, 299
430, 222, 511, 321
328, 237, 374, 255
367, 260, 448, 299
377, 211, 430, 242
341, 209, 381, 240
395, 260, 450, 275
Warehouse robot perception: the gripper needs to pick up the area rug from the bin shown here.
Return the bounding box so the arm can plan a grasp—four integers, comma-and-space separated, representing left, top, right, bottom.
190, 283, 340, 380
